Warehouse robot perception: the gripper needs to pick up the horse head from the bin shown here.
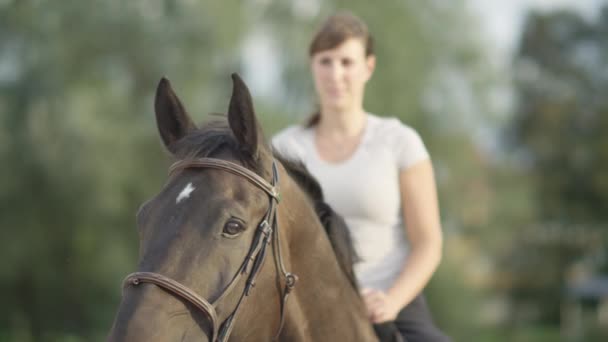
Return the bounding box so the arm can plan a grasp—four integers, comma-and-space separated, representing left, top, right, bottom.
107, 74, 378, 342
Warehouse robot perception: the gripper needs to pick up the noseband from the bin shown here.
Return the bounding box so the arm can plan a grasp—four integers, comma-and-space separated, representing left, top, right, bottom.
122, 158, 297, 341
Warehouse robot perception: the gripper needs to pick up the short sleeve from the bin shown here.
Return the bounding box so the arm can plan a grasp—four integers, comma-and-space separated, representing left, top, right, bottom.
392, 122, 430, 170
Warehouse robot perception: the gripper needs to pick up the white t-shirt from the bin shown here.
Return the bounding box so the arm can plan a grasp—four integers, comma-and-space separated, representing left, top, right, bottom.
272, 113, 430, 291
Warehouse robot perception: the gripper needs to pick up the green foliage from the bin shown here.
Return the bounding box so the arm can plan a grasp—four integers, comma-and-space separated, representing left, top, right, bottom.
513, 9, 608, 222
0, 1, 245, 339
0, 0, 506, 340
506, 6, 608, 332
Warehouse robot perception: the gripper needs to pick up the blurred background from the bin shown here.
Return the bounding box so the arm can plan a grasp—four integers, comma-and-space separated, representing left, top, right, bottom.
1, 0, 607, 341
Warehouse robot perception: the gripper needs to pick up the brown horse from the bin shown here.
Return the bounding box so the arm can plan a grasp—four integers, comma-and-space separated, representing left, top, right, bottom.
107, 74, 379, 341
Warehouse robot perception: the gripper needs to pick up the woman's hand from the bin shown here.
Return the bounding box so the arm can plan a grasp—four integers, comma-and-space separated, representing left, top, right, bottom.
361, 288, 401, 323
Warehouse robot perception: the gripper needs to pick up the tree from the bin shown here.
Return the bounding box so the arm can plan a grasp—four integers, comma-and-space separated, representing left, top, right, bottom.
0, 1, 497, 340
506, 6, 608, 330
0, 1, 244, 340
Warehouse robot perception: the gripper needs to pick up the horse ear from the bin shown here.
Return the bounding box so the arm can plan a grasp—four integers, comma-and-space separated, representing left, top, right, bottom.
228, 73, 265, 159
154, 77, 197, 154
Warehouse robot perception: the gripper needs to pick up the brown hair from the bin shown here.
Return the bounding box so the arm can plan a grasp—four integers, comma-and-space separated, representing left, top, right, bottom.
306, 11, 375, 127
309, 11, 374, 57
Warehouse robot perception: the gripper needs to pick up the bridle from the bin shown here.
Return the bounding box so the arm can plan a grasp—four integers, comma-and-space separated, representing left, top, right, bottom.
122, 158, 298, 341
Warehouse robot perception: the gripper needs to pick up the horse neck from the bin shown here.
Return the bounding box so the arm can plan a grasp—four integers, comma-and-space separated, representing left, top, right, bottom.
276, 177, 379, 341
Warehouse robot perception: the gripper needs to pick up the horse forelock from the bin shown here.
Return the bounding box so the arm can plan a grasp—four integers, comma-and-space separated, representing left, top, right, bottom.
170, 118, 270, 177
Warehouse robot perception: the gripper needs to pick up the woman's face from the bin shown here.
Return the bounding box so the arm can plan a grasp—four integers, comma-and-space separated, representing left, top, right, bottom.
311, 38, 375, 113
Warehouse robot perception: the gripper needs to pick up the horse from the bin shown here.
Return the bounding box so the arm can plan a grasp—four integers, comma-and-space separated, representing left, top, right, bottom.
106, 74, 380, 341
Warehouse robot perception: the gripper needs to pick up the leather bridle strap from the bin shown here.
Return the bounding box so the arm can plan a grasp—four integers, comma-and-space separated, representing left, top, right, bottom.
169, 158, 280, 201
123, 158, 296, 342
217, 204, 276, 341
123, 181, 275, 341
123, 272, 221, 341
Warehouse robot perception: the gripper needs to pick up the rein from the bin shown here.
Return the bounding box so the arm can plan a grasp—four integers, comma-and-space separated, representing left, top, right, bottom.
122, 158, 298, 341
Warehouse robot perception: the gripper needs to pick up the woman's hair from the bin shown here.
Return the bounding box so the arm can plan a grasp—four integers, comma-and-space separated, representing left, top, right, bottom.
306, 11, 375, 127
309, 11, 374, 57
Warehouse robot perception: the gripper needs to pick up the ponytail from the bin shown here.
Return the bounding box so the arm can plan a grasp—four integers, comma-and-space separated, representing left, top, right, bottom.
305, 111, 321, 128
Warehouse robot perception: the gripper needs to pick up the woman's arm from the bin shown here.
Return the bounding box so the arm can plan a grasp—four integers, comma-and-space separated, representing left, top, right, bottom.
364, 159, 443, 322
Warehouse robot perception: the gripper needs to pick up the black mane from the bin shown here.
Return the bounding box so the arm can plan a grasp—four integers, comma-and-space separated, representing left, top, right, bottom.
172, 118, 359, 289
273, 154, 359, 290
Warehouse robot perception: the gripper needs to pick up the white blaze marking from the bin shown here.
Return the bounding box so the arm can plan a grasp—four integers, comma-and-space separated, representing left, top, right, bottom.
176, 182, 195, 204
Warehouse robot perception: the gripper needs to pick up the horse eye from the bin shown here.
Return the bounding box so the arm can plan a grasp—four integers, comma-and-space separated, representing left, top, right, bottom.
222, 220, 245, 238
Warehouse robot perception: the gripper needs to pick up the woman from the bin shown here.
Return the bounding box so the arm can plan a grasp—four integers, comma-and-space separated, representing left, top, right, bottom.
272, 11, 449, 342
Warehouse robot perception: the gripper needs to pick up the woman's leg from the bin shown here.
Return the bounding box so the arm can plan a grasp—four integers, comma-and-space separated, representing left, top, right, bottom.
373, 322, 404, 342
393, 294, 450, 342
